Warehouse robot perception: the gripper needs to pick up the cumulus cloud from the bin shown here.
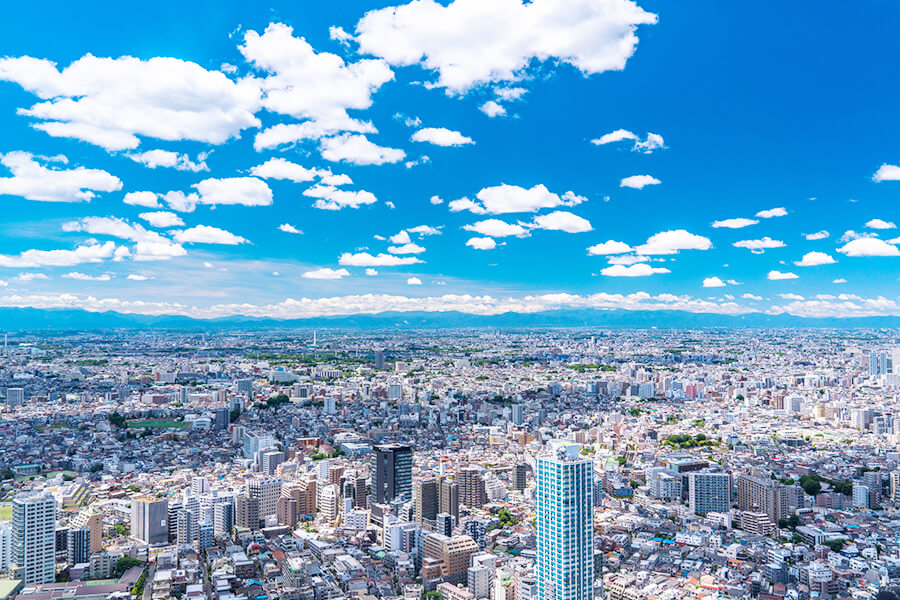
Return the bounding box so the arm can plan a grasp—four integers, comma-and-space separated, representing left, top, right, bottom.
832, 278, 847, 284
635, 230, 712, 255
123, 191, 160, 208
388, 242, 426, 254
873, 164, 900, 182
279, 223, 303, 234
451, 184, 585, 214
620, 174, 660, 189
192, 177, 273, 208
173, 225, 247, 245
139, 211, 183, 228
126, 150, 207, 172
837, 237, 900, 257
591, 129, 664, 153
430, 195, 444, 205
601, 263, 670, 277
0, 54, 260, 150
702, 277, 726, 288
466, 237, 496, 250
127, 274, 150, 281
0, 241, 116, 268
0, 151, 121, 202
407, 225, 442, 237
14, 273, 50, 282
711, 217, 758, 229
303, 184, 378, 210
63, 216, 187, 261
804, 230, 829, 240
463, 219, 529, 237
742, 293, 763, 300
320, 134, 405, 165
755, 207, 787, 218
767, 270, 799, 280
605, 254, 647, 266
587, 240, 632, 255
794, 251, 836, 266
302, 267, 350, 280
866, 218, 896, 230
365, 268, 378, 276
480, 101, 506, 117
338, 252, 423, 267
411, 127, 474, 146
353, 0, 657, 94
251, 157, 320, 182
63, 272, 111, 281
407, 277, 422, 285
240, 23, 393, 149
732, 237, 785, 253
531, 211, 592, 233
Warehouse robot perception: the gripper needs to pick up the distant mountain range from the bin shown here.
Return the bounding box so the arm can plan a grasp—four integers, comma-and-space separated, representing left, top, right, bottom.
0, 306, 896, 331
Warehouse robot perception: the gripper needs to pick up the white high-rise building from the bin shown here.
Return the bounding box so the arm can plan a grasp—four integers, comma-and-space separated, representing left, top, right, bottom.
0, 521, 11, 572
247, 477, 281, 519
535, 443, 593, 600
319, 484, 339, 522
191, 476, 209, 495
11, 492, 56, 584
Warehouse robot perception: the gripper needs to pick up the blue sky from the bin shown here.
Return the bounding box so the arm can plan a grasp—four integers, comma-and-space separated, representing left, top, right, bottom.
1, 0, 900, 320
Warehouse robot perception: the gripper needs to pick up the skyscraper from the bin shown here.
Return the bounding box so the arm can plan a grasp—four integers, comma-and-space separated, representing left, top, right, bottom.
131, 497, 169, 545
235, 496, 260, 530
514, 463, 528, 491
66, 526, 91, 566
373, 444, 412, 504
11, 492, 56, 584
439, 478, 459, 520
459, 467, 486, 508
415, 478, 439, 526
688, 472, 731, 515
247, 476, 282, 519
535, 444, 593, 600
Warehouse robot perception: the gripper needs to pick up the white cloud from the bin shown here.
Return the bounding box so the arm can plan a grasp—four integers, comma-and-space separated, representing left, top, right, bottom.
338, 252, 423, 267
161, 191, 198, 213
601, 263, 670, 277
480, 101, 506, 117
873, 164, 900, 182
353, 0, 657, 94
779, 293, 804, 300
407, 225, 442, 237
620, 174, 660, 189
837, 237, 900, 257
531, 211, 592, 233
320, 134, 405, 165
804, 230, 829, 240
0, 54, 260, 150
0, 151, 121, 202
591, 130, 664, 153
463, 219, 528, 237
240, 23, 393, 148
139, 211, 183, 228
742, 293, 763, 300
389, 230, 411, 244
0, 241, 116, 268
173, 225, 247, 245
767, 270, 799, 280
388, 242, 426, 254
123, 191, 160, 208
832, 278, 847, 284
466, 237, 496, 250
407, 277, 423, 285
14, 273, 50, 282
839, 229, 870, 243
794, 251, 836, 266
587, 240, 632, 255
251, 157, 320, 182
733, 237, 785, 253
302, 267, 350, 280
411, 127, 474, 146
755, 207, 787, 218
127, 274, 150, 281
866, 218, 896, 230
635, 230, 712, 255
126, 150, 208, 172
192, 177, 272, 208
63, 272, 111, 281
303, 184, 378, 210
133, 240, 186, 261
605, 254, 648, 265
452, 183, 585, 214
430, 195, 444, 205
279, 223, 303, 234
592, 129, 637, 145
365, 268, 378, 276
711, 217, 758, 229
702, 277, 726, 288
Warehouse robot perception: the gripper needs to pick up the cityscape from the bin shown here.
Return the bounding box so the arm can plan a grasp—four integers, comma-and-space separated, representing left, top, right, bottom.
2, 2, 900, 600
1, 329, 900, 600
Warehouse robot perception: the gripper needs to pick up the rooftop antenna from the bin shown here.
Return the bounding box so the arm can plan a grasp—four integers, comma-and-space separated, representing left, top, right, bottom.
313, 330, 317, 347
